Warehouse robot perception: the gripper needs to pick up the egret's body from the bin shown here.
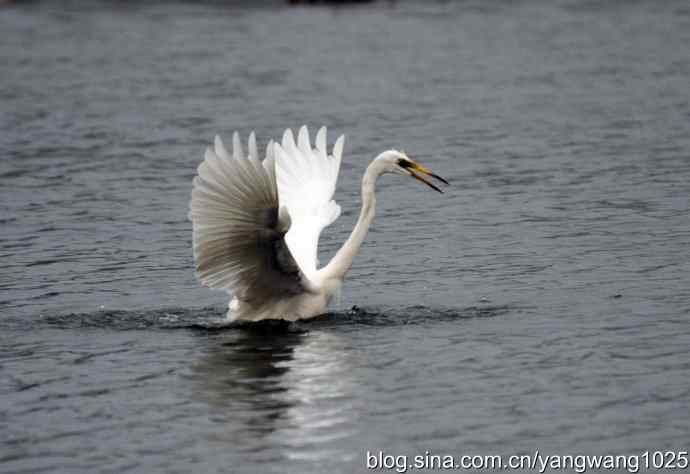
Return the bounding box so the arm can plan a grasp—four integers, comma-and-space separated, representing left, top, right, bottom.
189, 126, 447, 321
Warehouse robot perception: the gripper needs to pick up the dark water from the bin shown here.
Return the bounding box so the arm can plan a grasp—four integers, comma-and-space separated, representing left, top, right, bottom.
2, 1, 689, 472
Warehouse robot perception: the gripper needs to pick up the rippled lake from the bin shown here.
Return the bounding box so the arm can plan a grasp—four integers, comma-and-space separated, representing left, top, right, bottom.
1, 1, 689, 472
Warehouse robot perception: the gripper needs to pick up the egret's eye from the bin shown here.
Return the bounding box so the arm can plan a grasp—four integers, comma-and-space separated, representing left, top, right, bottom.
397, 158, 413, 169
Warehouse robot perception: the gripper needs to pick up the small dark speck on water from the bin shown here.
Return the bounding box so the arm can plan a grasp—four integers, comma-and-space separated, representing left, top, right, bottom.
1, 1, 690, 473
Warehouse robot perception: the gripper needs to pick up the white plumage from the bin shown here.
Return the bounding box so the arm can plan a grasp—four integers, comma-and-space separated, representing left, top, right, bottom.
274, 127, 343, 280
190, 125, 448, 321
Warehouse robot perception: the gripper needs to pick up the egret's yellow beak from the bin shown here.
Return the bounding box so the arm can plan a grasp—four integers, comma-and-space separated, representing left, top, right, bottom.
409, 162, 449, 194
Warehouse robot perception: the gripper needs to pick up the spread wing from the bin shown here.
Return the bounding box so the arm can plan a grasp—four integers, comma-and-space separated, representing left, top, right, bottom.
274, 125, 343, 280
189, 131, 303, 302
189, 126, 343, 302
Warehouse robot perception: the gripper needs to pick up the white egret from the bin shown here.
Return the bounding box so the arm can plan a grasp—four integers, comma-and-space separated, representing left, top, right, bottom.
189, 126, 448, 321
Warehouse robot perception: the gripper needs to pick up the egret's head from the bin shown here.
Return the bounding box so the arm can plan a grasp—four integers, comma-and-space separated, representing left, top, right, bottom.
376, 150, 449, 193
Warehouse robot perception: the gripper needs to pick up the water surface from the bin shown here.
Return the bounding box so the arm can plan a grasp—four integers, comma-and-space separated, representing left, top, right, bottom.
1, 1, 689, 473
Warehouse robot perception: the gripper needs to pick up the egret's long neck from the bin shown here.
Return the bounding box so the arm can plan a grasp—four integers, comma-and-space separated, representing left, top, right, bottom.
321, 161, 382, 281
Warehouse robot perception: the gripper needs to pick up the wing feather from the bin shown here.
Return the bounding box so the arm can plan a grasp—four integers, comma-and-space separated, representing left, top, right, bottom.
232, 131, 243, 159
274, 125, 343, 278
315, 126, 327, 156
190, 132, 305, 301
248, 132, 258, 161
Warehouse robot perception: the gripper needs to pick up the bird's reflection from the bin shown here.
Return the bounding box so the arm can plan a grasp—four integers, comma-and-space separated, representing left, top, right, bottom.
190, 323, 358, 463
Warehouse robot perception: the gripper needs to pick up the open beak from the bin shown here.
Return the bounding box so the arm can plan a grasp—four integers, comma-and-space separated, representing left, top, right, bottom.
410, 163, 449, 194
